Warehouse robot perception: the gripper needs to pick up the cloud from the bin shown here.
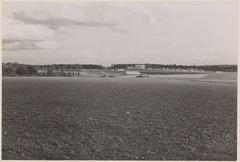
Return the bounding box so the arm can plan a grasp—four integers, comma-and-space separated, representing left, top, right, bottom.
3, 17, 56, 41
3, 40, 57, 51
2, 16, 57, 50
2, 2, 158, 50
10, 3, 156, 31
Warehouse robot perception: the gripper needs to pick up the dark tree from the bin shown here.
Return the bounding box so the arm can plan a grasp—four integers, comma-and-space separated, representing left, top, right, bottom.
15, 66, 28, 75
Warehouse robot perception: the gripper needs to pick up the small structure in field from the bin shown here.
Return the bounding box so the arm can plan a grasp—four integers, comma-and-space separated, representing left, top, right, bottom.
125, 70, 141, 75
117, 69, 125, 72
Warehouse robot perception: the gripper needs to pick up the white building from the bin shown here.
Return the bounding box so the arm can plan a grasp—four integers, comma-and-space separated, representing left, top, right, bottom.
117, 69, 125, 72
125, 71, 141, 75
127, 64, 145, 70
135, 64, 145, 70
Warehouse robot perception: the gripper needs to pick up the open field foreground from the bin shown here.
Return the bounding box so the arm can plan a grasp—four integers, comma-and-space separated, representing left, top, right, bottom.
2, 74, 237, 160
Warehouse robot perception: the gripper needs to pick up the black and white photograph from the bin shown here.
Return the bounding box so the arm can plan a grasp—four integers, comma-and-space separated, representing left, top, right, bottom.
1, 0, 238, 160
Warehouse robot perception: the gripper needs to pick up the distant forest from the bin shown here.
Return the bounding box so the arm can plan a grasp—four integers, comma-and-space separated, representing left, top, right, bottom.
2, 62, 103, 76
2, 62, 237, 76
111, 64, 237, 72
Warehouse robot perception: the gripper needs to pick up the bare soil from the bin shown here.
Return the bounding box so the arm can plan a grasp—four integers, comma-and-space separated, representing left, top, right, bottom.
2, 76, 237, 160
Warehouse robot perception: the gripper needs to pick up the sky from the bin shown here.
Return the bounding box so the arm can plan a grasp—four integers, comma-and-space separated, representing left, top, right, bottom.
2, 1, 238, 65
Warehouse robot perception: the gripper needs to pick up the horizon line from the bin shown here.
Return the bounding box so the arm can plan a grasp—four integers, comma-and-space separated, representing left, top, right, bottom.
2, 62, 238, 67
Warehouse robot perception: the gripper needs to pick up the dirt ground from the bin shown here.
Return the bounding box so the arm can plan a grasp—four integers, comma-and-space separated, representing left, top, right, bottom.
2, 74, 237, 160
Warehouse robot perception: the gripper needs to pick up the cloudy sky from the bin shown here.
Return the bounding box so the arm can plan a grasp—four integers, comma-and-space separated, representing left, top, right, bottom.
2, 1, 238, 65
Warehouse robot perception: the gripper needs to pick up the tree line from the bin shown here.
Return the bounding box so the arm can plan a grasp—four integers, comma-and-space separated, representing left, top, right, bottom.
110, 64, 237, 72
2, 62, 104, 76
2, 62, 237, 76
